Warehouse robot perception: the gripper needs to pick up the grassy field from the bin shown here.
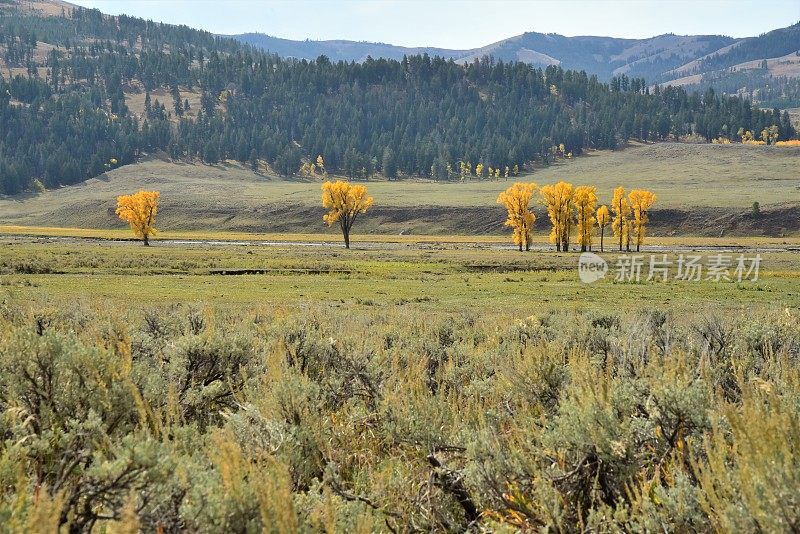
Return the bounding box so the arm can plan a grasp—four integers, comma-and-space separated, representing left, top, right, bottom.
2, 236, 798, 316
0, 142, 798, 236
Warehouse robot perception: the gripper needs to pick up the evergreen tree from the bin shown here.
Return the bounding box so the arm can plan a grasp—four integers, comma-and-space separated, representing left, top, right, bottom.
381, 147, 397, 179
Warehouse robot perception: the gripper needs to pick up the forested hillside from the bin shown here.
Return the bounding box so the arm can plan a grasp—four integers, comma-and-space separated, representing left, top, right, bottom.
657, 23, 800, 101
0, 0, 796, 195
666, 23, 800, 78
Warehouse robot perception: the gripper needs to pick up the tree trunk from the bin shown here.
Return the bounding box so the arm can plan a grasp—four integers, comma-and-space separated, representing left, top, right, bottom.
600, 227, 604, 252
518, 243, 522, 252
341, 218, 351, 249
143, 234, 149, 246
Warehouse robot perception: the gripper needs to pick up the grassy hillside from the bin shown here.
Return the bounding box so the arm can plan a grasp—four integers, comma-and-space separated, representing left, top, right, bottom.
0, 142, 798, 236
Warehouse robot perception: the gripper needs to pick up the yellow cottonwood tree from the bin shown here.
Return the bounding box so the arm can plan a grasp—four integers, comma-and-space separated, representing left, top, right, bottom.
540, 181, 574, 252
611, 187, 631, 251
497, 182, 537, 251
116, 191, 160, 246
321, 180, 373, 249
628, 189, 657, 251
300, 155, 328, 178
573, 185, 598, 252
459, 161, 469, 181
475, 163, 483, 178
760, 125, 780, 145
299, 161, 316, 176
596, 205, 610, 252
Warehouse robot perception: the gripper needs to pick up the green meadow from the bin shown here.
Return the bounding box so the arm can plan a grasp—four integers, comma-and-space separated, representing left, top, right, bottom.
2, 238, 798, 316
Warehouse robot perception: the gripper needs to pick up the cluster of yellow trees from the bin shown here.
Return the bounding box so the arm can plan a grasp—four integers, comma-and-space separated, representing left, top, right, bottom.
294, 151, 597, 183
713, 129, 799, 147
738, 126, 780, 145
115, 181, 654, 252
498, 182, 656, 252
299, 155, 327, 178
460, 162, 520, 181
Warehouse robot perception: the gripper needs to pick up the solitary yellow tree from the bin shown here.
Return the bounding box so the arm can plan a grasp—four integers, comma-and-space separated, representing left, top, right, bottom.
321, 180, 373, 249
116, 191, 160, 246
628, 189, 657, 251
596, 205, 610, 252
497, 182, 537, 251
459, 161, 470, 181
573, 185, 598, 252
540, 181, 574, 251
475, 163, 484, 178
611, 186, 631, 251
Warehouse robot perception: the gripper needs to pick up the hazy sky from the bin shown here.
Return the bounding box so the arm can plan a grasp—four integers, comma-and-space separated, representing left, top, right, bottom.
69, 0, 800, 48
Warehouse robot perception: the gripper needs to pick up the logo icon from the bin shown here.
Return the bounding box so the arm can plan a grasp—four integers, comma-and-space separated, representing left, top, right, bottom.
578, 252, 608, 284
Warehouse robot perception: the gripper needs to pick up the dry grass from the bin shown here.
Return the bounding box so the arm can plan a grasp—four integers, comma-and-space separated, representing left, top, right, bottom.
124, 86, 203, 122
12, 0, 72, 17
0, 41, 59, 78
734, 51, 800, 78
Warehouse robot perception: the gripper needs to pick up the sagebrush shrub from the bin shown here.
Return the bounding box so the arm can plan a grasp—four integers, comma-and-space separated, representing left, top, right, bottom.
0, 301, 797, 531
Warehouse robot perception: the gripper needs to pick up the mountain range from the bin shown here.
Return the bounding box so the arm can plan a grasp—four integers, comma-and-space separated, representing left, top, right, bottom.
234, 22, 800, 94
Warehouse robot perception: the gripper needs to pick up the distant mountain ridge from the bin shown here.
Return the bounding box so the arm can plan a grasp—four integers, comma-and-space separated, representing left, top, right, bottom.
233, 33, 465, 64
232, 23, 800, 91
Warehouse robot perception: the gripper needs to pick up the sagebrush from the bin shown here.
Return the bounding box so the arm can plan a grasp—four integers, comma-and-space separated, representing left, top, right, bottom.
0, 299, 798, 532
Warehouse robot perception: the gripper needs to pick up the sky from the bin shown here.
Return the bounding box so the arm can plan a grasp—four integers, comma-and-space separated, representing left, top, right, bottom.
69, 0, 800, 49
